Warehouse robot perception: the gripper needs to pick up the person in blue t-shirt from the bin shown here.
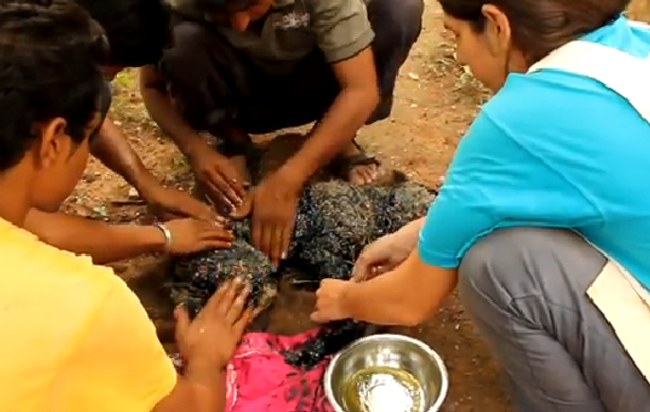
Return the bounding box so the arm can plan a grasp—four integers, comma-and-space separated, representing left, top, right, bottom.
310, 0, 650, 410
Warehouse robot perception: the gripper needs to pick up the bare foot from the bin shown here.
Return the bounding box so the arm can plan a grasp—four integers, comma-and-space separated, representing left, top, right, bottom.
342, 143, 379, 185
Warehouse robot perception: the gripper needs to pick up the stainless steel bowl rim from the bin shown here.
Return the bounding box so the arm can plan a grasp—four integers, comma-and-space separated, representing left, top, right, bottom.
323, 333, 449, 412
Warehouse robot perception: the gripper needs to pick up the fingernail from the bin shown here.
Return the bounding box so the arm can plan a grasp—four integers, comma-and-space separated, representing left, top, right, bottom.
281, 252, 287, 260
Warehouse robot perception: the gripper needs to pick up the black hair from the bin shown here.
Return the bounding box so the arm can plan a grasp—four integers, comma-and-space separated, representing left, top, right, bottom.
0, 0, 108, 171
73, 0, 170, 67
439, 0, 631, 63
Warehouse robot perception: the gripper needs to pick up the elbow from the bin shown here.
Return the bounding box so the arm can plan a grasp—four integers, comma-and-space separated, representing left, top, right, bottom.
343, 82, 379, 116
394, 301, 430, 327
399, 308, 429, 327
365, 84, 380, 113
138, 66, 165, 101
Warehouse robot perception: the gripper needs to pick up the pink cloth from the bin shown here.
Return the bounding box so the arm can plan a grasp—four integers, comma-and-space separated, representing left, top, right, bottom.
224, 328, 336, 412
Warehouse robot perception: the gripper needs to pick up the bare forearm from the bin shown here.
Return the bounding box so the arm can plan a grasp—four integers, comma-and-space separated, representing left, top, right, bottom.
139, 66, 206, 157
154, 368, 226, 412
344, 251, 458, 326
281, 85, 379, 185
24, 209, 165, 264
399, 217, 426, 249
91, 118, 153, 191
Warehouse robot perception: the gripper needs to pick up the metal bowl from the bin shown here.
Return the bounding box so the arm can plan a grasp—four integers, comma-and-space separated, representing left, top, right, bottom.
324, 334, 449, 412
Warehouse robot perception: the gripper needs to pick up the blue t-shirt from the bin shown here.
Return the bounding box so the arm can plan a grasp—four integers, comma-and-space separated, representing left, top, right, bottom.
418, 16, 650, 290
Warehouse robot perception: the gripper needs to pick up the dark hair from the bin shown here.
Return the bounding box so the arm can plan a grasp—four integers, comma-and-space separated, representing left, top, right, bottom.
0, 0, 108, 171
73, 0, 170, 67
439, 0, 632, 63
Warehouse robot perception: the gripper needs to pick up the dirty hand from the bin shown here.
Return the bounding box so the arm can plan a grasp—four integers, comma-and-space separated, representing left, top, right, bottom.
189, 144, 249, 213
141, 183, 225, 223
174, 278, 254, 368
250, 172, 300, 267
161, 218, 234, 254
311, 278, 353, 323
351, 230, 416, 282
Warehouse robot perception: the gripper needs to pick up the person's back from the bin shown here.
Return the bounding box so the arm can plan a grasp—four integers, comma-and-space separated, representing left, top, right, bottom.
420, 15, 650, 289
0, 218, 175, 411
487, 16, 650, 287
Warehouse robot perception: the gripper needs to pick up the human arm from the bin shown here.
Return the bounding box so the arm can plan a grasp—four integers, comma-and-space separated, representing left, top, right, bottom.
139, 65, 247, 210
249, 0, 379, 263
153, 279, 255, 412
24, 208, 233, 264
312, 109, 584, 325
314, 250, 458, 325
351, 217, 426, 281
91, 117, 219, 221
273, 48, 379, 189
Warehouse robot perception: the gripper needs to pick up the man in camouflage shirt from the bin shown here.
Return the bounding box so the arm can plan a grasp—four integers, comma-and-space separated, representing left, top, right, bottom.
140, 0, 423, 266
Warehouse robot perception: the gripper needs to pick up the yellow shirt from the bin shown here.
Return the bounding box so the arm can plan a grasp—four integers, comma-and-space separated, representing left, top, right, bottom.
0, 217, 177, 412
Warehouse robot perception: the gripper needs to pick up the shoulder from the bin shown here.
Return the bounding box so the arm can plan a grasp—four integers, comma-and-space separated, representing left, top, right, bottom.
0, 224, 131, 355
480, 68, 643, 153
0, 221, 127, 322
304, 0, 373, 62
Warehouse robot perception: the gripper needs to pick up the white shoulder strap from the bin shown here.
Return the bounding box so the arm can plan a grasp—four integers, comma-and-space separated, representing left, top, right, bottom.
527, 23, 650, 124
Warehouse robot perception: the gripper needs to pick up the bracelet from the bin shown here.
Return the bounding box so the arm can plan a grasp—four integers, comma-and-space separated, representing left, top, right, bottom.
153, 222, 173, 254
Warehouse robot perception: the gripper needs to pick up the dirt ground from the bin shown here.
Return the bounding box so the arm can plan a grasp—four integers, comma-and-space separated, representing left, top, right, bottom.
62, 2, 650, 412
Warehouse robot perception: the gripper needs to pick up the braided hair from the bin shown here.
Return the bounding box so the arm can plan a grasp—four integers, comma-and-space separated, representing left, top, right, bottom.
0, 0, 108, 171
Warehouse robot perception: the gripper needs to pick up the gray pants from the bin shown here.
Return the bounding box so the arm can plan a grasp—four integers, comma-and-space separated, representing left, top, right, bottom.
458, 227, 650, 412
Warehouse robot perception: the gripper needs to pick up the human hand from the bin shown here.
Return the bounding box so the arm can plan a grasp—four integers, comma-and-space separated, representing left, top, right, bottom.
174, 278, 254, 369
250, 172, 300, 267
188, 142, 249, 213
140, 183, 225, 223
351, 230, 416, 282
161, 218, 233, 255
310, 278, 353, 323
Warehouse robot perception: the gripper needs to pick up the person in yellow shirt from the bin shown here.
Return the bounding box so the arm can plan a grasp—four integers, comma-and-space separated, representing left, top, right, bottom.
0, 1, 253, 411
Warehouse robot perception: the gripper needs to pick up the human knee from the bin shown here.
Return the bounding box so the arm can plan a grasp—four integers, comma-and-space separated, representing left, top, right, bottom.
171, 22, 206, 49
371, 0, 424, 43
162, 22, 211, 76
395, 0, 424, 33
458, 227, 565, 310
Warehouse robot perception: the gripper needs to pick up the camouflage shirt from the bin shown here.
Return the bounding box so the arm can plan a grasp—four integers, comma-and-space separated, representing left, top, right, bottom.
166, 0, 374, 75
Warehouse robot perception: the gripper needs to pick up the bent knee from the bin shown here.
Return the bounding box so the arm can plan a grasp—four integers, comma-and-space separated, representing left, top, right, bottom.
388, 0, 424, 28
370, 0, 424, 39
458, 227, 594, 308
171, 22, 207, 48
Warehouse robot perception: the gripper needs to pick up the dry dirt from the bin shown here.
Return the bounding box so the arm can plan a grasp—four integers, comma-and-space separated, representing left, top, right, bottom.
62, 1, 650, 412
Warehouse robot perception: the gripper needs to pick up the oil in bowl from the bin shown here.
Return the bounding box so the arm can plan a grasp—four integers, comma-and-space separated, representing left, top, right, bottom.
324, 334, 449, 412
341, 365, 427, 412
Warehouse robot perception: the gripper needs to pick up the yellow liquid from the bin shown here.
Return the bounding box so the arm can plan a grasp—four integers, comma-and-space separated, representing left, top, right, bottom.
341, 366, 427, 412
